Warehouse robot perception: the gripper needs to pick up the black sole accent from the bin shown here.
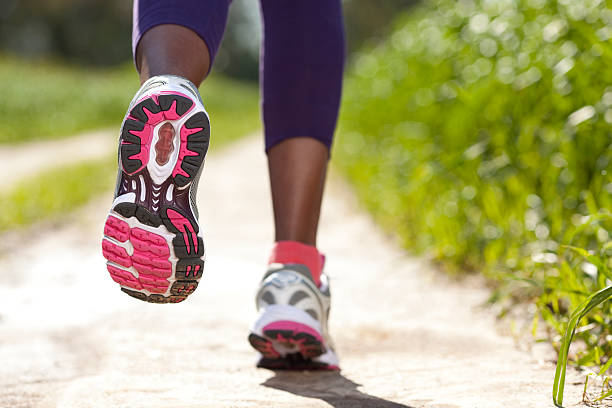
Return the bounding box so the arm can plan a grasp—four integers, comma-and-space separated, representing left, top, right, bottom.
113, 202, 137, 218
113, 201, 162, 228
256, 355, 334, 370
176, 258, 205, 279
170, 280, 199, 296
130, 98, 161, 122
135, 206, 162, 227
249, 330, 334, 371
121, 288, 187, 304
158, 94, 194, 116
120, 98, 164, 174
160, 206, 205, 258
120, 144, 142, 175
173, 112, 210, 188
171, 236, 205, 258
121, 119, 145, 144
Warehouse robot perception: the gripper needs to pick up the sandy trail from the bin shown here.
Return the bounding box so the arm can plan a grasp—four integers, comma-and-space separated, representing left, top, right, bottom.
0, 129, 115, 190
0, 135, 584, 407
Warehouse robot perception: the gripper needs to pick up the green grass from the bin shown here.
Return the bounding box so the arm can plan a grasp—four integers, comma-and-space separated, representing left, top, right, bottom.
0, 57, 138, 144
0, 156, 116, 231
335, 0, 612, 384
0, 56, 260, 231
0, 55, 260, 145
199, 74, 261, 149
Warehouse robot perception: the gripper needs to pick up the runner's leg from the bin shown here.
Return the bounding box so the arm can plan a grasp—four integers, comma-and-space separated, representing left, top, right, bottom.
260, 0, 345, 248
247, 0, 345, 369
101, 0, 231, 303
133, 0, 231, 85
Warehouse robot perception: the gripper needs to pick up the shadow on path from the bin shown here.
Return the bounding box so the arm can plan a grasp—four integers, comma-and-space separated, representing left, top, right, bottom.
261, 371, 414, 408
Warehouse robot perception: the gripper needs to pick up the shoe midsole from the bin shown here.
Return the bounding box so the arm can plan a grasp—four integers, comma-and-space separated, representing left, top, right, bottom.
251, 304, 323, 337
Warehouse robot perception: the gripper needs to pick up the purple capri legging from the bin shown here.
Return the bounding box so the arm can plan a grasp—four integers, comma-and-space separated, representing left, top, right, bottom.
132, 0, 345, 152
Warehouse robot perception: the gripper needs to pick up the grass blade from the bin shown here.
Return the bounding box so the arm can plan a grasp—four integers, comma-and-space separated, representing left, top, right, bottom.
552, 286, 612, 407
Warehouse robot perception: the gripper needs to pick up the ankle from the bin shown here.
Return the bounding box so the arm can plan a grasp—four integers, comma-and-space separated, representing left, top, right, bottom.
268, 240, 324, 286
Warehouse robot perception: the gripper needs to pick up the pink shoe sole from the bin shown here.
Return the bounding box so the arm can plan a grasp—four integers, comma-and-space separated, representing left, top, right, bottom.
248, 321, 339, 370
102, 91, 209, 304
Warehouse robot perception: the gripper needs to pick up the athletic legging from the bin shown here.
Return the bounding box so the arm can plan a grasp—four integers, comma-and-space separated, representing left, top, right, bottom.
133, 0, 345, 151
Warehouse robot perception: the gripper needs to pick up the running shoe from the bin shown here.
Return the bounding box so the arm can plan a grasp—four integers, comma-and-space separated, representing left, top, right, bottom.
102, 75, 209, 303
249, 262, 340, 370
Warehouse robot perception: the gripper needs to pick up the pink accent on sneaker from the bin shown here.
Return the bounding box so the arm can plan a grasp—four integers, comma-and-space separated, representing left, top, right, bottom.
172, 124, 204, 180
263, 321, 324, 342
102, 240, 132, 268
173, 284, 196, 295
124, 123, 153, 173
129, 229, 172, 288
184, 263, 202, 278
130, 92, 195, 122
107, 265, 142, 290
138, 274, 170, 287
130, 228, 166, 246
141, 283, 167, 293
130, 228, 170, 257
158, 91, 196, 119
123, 92, 196, 175
251, 336, 281, 359
132, 253, 171, 270
104, 216, 130, 242
167, 209, 198, 254
131, 260, 172, 279
269, 241, 323, 286
103, 219, 172, 293
323, 365, 340, 371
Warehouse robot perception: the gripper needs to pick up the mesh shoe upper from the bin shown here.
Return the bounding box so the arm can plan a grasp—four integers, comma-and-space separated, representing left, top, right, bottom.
255, 263, 334, 351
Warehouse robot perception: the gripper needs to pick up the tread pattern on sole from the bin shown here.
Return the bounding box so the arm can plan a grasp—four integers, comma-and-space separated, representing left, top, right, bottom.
248, 332, 338, 371
119, 92, 209, 189
105, 89, 208, 304
172, 112, 210, 187
121, 287, 187, 304
248, 321, 336, 370
102, 205, 203, 303
103, 215, 172, 294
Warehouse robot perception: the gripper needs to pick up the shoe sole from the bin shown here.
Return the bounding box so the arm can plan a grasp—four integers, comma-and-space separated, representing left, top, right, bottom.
249, 315, 339, 370
102, 90, 209, 303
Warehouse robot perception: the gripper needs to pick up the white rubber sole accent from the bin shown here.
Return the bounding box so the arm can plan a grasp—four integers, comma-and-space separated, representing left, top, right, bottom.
250, 304, 323, 337
311, 348, 340, 368
250, 304, 340, 367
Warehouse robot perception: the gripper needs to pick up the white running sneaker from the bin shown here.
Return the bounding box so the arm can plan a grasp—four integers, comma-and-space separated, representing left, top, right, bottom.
101, 75, 209, 304
249, 263, 340, 370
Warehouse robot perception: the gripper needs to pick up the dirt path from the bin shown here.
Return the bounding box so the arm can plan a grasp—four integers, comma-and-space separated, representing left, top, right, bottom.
0, 135, 585, 407
0, 129, 115, 190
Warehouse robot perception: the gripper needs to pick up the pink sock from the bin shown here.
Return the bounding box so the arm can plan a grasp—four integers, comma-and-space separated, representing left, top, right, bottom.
268, 241, 324, 287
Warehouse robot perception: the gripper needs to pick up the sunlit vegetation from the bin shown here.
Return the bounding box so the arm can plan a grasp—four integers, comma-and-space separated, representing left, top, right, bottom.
0, 156, 116, 231
0, 56, 260, 145
336, 0, 612, 379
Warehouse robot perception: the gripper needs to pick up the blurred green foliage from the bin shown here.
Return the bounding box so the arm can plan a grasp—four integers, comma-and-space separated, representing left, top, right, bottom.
336, 0, 612, 370
1, 0, 419, 80
1, 0, 132, 65
0, 0, 260, 79
0, 55, 260, 145
0, 157, 117, 231
0, 56, 138, 143
343, 0, 419, 53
